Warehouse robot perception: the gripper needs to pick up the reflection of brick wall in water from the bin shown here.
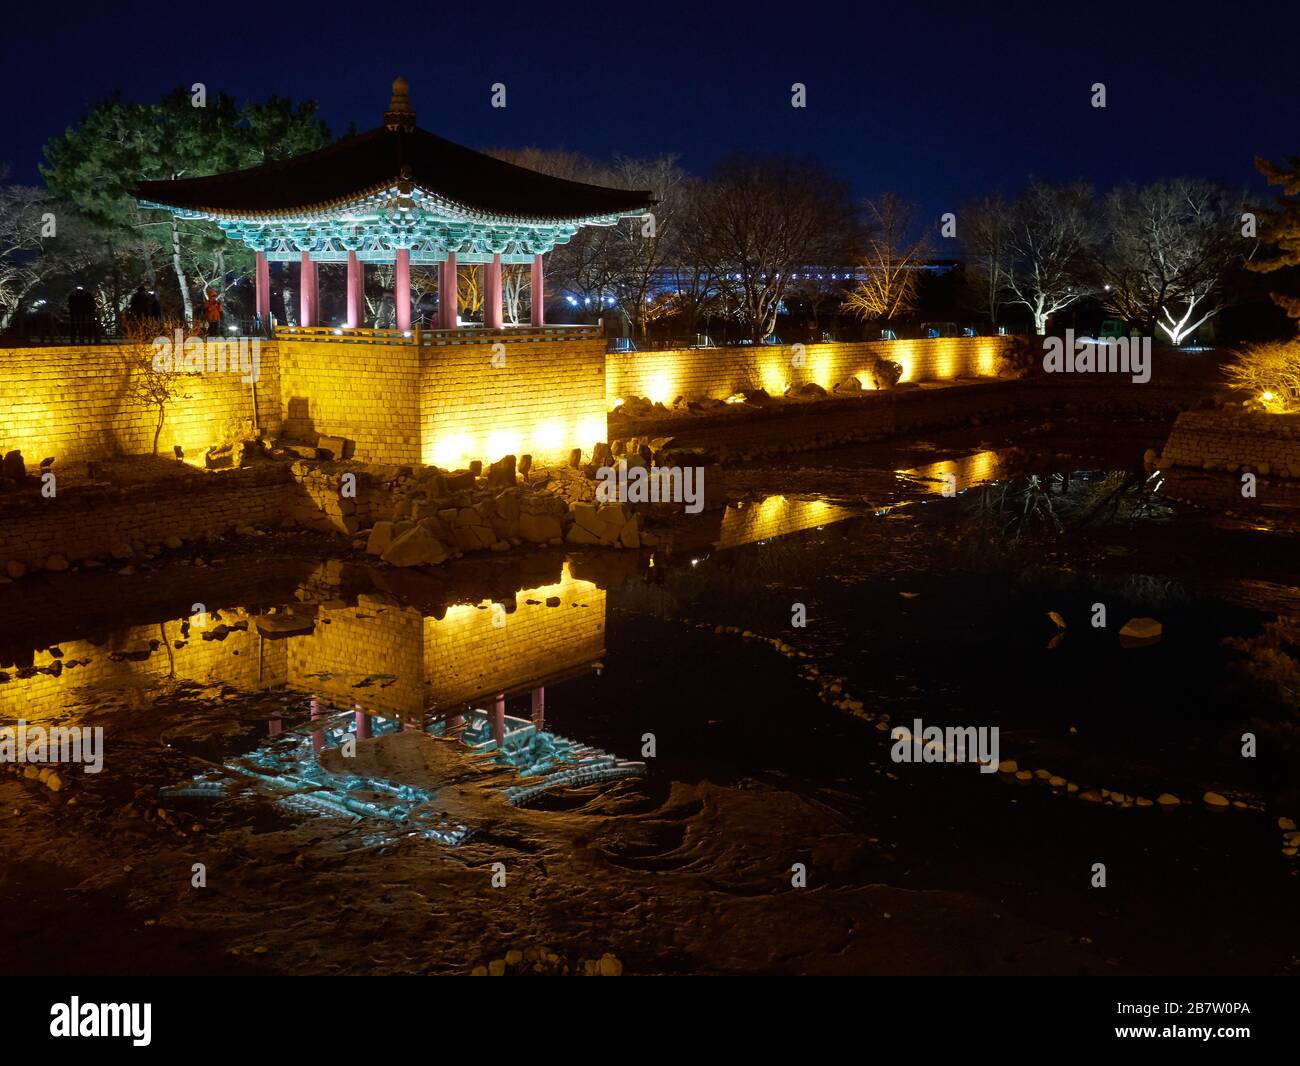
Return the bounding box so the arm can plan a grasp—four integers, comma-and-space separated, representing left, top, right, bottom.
0, 608, 288, 722
425, 567, 606, 709
606, 337, 1012, 408
284, 600, 427, 719
715, 496, 855, 549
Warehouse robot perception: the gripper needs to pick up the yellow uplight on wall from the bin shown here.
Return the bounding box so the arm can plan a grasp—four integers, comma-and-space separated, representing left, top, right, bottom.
761, 358, 786, 395
642, 366, 676, 406
533, 420, 564, 452
486, 430, 522, 462
892, 343, 916, 383
576, 416, 607, 449
430, 434, 472, 469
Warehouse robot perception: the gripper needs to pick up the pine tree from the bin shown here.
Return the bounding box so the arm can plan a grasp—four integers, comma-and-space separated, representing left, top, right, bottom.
1248, 155, 1300, 321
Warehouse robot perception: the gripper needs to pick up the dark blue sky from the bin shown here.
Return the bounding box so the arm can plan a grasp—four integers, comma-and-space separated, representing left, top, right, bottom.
4, 0, 1298, 220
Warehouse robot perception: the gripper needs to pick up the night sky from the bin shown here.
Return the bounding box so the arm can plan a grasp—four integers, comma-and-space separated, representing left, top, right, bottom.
3, 0, 1298, 220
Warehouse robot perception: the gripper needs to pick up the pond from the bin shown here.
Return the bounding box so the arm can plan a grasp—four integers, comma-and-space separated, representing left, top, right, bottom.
1, 422, 1296, 975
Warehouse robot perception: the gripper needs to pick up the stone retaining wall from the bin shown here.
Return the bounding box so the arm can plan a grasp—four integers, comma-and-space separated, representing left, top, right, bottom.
0, 465, 292, 571
0, 343, 280, 464
1158, 410, 1300, 478
605, 337, 1011, 409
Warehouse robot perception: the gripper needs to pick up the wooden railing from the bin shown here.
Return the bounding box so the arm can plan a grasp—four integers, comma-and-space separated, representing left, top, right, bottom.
273, 324, 602, 346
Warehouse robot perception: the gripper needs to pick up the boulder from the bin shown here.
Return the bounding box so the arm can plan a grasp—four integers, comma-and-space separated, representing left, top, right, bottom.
1119, 617, 1162, 642
366, 521, 395, 556
566, 524, 602, 545
792, 382, 827, 398
444, 470, 476, 492
381, 526, 450, 567
519, 512, 562, 543
487, 454, 517, 489
2, 450, 26, 483
316, 435, 350, 460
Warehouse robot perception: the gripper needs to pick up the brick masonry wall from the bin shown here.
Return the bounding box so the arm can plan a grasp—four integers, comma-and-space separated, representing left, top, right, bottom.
276, 338, 422, 465
0, 343, 280, 464
605, 337, 1011, 408
0, 465, 292, 570
419, 337, 607, 469
1159, 410, 1300, 478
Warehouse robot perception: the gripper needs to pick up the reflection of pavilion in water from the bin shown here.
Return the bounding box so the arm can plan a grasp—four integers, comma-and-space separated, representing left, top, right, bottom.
225, 559, 642, 835
1, 558, 641, 838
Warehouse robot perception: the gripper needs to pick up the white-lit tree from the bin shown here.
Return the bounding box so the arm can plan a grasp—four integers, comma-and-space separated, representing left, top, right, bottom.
1003, 180, 1095, 334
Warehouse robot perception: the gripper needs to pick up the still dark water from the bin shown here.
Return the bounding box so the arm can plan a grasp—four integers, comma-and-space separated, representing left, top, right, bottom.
1, 428, 1297, 975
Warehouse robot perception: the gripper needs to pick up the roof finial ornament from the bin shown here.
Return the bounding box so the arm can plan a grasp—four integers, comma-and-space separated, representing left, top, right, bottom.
385, 76, 415, 131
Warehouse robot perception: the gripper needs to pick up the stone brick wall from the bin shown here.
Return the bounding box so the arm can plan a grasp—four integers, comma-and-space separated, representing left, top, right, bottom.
0, 334, 610, 473
1159, 410, 1300, 479
0, 343, 280, 464
0, 465, 291, 570
277, 338, 422, 465
419, 337, 607, 469
605, 337, 1011, 408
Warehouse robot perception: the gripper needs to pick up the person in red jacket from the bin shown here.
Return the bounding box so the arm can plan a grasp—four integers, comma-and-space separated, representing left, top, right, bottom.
204, 289, 222, 336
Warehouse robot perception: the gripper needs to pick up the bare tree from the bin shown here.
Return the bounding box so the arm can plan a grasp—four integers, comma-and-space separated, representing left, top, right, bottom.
843, 193, 932, 328
121, 319, 197, 455
691, 155, 855, 341
1098, 179, 1245, 344
1004, 180, 1095, 334
959, 194, 1012, 327
0, 180, 99, 329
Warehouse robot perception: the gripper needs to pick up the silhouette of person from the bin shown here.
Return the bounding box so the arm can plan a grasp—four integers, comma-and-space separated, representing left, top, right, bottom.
68, 286, 97, 344
126, 285, 152, 329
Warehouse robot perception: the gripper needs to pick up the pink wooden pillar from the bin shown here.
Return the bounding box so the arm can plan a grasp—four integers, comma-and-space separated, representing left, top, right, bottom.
394, 248, 412, 331
255, 251, 271, 328
492, 692, 506, 749
299, 252, 317, 327
309, 695, 324, 755
354, 700, 369, 740
530, 686, 545, 729
346, 251, 363, 328
439, 252, 458, 329
531, 254, 545, 326
447, 712, 465, 733
484, 253, 504, 329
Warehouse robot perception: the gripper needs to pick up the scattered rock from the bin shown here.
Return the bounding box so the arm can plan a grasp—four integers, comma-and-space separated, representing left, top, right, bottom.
381, 526, 449, 568
1119, 617, 1162, 643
